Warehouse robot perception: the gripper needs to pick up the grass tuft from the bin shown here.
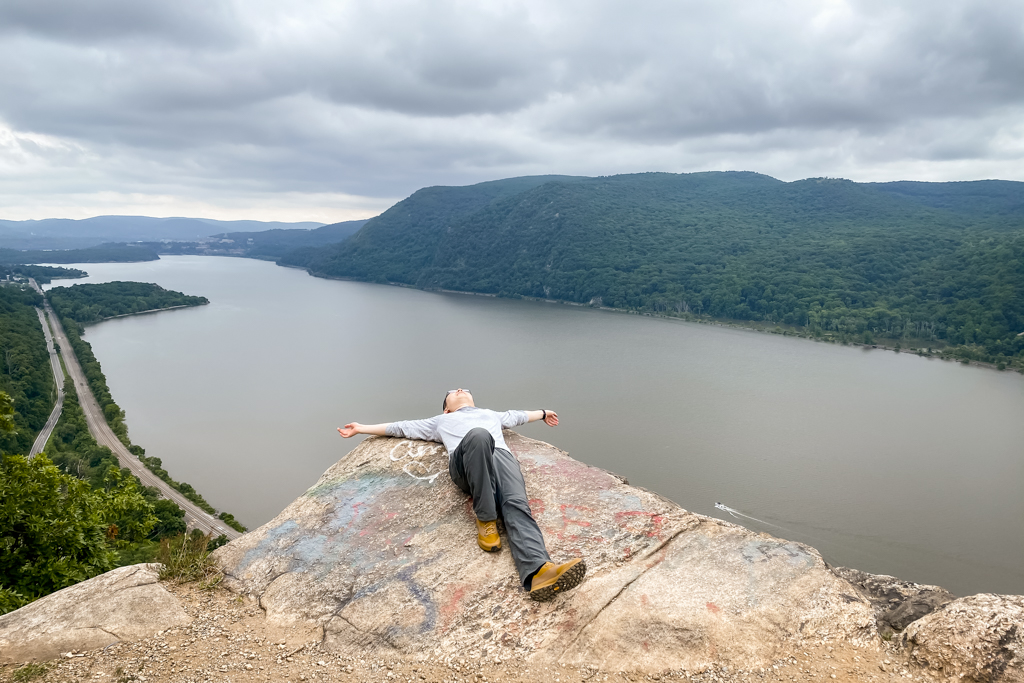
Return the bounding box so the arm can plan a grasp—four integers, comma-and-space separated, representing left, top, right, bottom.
12, 663, 51, 681
157, 530, 223, 589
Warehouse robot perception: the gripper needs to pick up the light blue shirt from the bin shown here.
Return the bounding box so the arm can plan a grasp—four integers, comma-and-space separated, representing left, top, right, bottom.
385, 406, 530, 455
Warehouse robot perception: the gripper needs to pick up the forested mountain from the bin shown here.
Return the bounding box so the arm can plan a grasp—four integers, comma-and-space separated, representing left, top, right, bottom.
282, 172, 1024, 364
280, 175, 583, 278
868, 180, 1024, 217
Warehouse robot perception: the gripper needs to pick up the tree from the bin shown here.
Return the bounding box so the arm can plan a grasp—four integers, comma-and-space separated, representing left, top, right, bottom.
149, 498, 187, 538
0, 450, 156, 614
0, 391, 14, 434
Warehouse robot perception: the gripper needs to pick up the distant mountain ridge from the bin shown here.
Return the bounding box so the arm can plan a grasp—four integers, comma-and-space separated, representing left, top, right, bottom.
280, 172, 1024, 364
0, 215, 327, 250
208, 219, 367, 260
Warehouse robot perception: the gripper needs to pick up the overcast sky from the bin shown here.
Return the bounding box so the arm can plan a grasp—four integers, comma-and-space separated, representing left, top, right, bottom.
1, 0, 1022, 222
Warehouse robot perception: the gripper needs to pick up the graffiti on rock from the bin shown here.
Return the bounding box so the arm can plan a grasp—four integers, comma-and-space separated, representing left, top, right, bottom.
390, 440, 446, 483
740, 540, 816, 569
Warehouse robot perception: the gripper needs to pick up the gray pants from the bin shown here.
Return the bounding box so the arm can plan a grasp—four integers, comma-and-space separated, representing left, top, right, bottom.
449, 428, 551, 587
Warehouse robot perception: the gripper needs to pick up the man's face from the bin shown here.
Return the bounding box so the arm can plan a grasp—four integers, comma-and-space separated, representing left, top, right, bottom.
444, 388, 474, 413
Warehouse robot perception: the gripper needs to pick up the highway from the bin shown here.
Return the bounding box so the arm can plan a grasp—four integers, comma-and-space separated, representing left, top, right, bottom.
28, 307, 66, 457
30, 280, 241, 540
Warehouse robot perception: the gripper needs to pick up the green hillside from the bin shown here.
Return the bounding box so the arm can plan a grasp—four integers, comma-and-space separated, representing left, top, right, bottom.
280, 175, 584, 279
284, 172, 1024, 366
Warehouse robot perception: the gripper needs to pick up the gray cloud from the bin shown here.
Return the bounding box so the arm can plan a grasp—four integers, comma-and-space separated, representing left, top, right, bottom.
1, 0, 1022, 221
0, 0, 240, 45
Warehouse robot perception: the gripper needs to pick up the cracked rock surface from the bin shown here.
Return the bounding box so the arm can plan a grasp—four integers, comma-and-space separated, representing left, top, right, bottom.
903, 594, 1024, 682
830, 567, 956, 635
0, 564, 190, 663
214, 432, 876, 674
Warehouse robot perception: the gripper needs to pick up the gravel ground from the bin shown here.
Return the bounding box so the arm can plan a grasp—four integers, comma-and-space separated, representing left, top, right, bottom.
1, 582, 939, 683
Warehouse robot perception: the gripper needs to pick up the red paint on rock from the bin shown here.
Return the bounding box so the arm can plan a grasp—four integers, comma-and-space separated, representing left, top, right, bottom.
556, 504, 594, 542
440, 585, 469, 630
614, 510, 666, 539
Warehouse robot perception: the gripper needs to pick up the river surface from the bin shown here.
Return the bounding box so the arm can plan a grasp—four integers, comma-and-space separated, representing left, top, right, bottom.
44, 256, 1023, 596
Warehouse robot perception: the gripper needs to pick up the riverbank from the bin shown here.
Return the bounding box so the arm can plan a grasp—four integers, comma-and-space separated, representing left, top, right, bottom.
96, 303, 207, 321
301, 268, 1023, 374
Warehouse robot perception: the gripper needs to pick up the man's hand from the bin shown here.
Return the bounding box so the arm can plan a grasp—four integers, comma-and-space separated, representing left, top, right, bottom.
527, 410, 559, 426
337, 422, 390, 438
337, 423, 361, 438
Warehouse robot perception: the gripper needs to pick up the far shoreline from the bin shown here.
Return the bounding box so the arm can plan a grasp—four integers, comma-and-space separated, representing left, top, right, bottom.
44, 256, 1023, 375
298, 265, 1023, 376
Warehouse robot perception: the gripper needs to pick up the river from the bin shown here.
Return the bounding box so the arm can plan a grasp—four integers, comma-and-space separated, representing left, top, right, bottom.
44, 256, 1024, 596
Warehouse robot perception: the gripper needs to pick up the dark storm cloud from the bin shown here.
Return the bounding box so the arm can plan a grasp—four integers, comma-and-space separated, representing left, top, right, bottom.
0, 0, 240, 45
1, 0, 1022, 220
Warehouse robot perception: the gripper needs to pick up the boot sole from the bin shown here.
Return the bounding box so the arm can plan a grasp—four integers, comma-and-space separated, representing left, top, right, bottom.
530, 559, 587, 602
478, 540, 501, 552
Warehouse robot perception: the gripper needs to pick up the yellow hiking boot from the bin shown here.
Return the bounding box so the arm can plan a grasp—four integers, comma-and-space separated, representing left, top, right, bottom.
529, 558, 587, 602
476, 518, 501, 552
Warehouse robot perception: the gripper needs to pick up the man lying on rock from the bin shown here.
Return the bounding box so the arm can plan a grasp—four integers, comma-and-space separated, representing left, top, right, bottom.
337, 388, 586, 602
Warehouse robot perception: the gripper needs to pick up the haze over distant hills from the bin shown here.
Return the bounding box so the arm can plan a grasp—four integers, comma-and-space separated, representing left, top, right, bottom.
207, 220, 367, 260
0, 216, 328, 250
281, 171, 1024, 364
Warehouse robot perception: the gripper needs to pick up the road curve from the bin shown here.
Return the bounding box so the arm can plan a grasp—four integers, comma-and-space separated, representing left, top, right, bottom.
32, 281, 240, 540
28, 307, 65, 457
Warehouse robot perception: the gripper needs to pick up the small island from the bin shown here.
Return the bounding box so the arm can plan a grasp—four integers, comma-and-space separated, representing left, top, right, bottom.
46, 281, 209, 324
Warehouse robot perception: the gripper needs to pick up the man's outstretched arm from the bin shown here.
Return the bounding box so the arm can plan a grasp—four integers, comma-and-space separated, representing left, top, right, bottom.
524, 410, 559, 427
339, 414, 443, 441
337, 422, 391, 438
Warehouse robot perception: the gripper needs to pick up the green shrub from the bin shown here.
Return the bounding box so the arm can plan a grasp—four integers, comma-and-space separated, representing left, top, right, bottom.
0, 453, 156, 614
218, 511, 247, 533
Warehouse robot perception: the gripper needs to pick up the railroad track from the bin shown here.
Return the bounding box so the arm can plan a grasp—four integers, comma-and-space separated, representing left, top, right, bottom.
30, 280, 240, 540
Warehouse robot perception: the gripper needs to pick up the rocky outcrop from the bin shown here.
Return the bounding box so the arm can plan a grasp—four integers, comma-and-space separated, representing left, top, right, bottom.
832, 566, 956, 635
0, 564, 190, 663
902, 594, 1024, 682
2, 432, 1020, 681
215, 432, 876, 674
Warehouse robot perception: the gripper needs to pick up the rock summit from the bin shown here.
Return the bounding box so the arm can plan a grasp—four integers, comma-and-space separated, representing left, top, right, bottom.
215, 433, 876, 673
